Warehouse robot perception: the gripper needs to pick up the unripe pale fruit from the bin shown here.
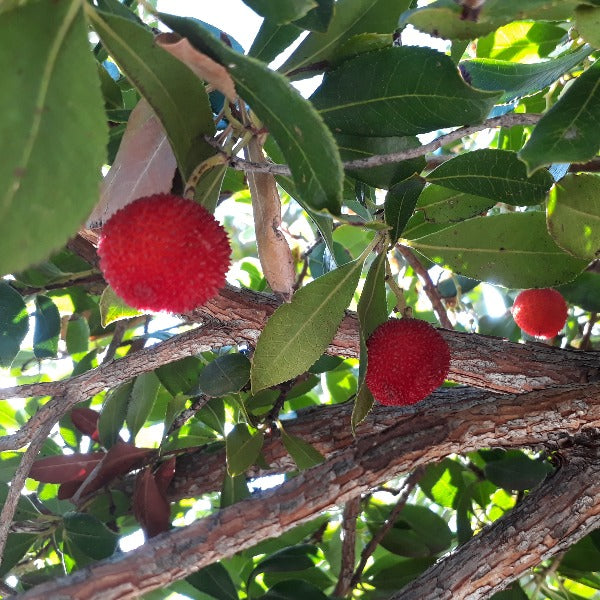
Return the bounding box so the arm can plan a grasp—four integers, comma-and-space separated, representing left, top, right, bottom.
511, 288, 568, 339
366, 318, 451, 406
98, 194, 231, 313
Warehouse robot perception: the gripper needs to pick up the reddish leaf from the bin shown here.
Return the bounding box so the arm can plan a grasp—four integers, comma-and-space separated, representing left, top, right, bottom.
154, 456, 176, 496
58, 480, 83, 500
29, 453, 105, 484
71, 407, 100, 440
77, 442, 156, 497
133, 467, 170, 538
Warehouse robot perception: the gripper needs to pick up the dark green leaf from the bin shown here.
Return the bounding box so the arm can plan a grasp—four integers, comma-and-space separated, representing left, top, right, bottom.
89, 8, 215, 180
33, 295, 60, 359
558, 271, 600, 312
251, 254, 367, 392
385, 176, 426, 243
63, 512, 118, 560
311, 47, 500, 136
249, 20, 302, 63
394, 504, 453, 555
156, 356, 203, 396
416, 184, 495, 224
294, 0, 334, 32
220, 472, 250, 508
280, 429, 325, 470
484, 451, 553, 491
0, 533, 37, 578
261, 580, 329, 600
410, 212, 586, 288
187, 562, 239, 600
358, 252, 388, 340
308, 241, 351, 278
0, 282, 28, 367
159, 13, 343, 215
490, 584, 529, 600
98, 380, 134, 448
460, 45, 592, 103
126, 372, 160, 439
242, 0, 316, 24
65, 316, 89, 356
561, 534, 600, 572
547, 173, 600, 260
249, 545, 320, 584
226, 423, 264, 476
197, 397, 227, 435
0, 0, 106, 275
365, 557, 435, 590
425, 150, 554, 205
519, 60, 600, 174
198, 354, 251, 397
576, 5, 600, 48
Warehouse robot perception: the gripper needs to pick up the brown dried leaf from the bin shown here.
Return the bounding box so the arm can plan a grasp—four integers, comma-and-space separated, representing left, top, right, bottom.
87, 99, 177, 227
133, 467, 170, 538
29, 453, 105, 484
154, 456, 176, 496
155, 33, 236, 102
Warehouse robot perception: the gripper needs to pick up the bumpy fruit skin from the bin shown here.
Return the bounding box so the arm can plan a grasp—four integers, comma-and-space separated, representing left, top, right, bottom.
98, 194, 231, 313
365, 318, 451, 406
512, 288, 568, 339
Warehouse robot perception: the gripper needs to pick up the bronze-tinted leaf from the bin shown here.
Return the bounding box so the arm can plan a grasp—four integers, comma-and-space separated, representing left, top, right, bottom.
29, 453, 105, 484
154, 456, 176, 496
70, 407, 100, 441
58, 480, 83, 500
133, 467, 170, 538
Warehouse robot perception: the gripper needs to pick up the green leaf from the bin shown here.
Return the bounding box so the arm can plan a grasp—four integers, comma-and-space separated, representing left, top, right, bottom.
226, 423, 264, 477
426, 150, 554, 205
294, 0, 334, 32
65, 316, 89, 356
336, 134, 425, 189
0, 533, 37, 578
33, 295, 60, 359
0, 282, 29, 368
248, 20, 302, 63
261, 580, 329, 600
311, 47, 500, 136
519, 60, 600, 174
251, 254, 367, 392
63, 512, 118, 560
126, 372, 160, 439
547, 173, 600, 260
358, 253, 388, 341
155, 356, 203, 396
99, 286, 143, 327
187, 562, 239, 600
278, 0, 412, 78
89, 8, 215, 181
490, 584, 529, 600
409, 212, 587, 288
558, 271, 600, 312
385, 176, 426, 243
416, 184, 496, 224
220, 472, 251, 508
249, 545, 320, 584
365, 557, 435, 590
0, 0, 106, 276
460, 45, 592, 103
576, 6, 600, 48
198, 354, 251, 397
280, 429, 325, 470
98, 380, 134, 448
483, 451, 553, 491
242, 0, 316, 24
159, 13, 343, 216
419, 458, 468, 508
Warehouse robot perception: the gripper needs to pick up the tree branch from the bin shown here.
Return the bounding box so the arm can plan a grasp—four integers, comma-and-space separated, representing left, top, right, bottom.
14, 383, 600, 599
333, 496, 362, 597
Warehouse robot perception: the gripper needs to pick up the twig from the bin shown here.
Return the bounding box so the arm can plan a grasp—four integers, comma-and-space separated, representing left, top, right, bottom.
10, 273, 105, 297
396, 244, 454, 330
333, 496, 362, 597
222, 114, 542, 175
0, 418, 55, 565
166, 394, 210, 436
349, 466, 424, 589
103, 319, 133, 364
581, 312, 597, 351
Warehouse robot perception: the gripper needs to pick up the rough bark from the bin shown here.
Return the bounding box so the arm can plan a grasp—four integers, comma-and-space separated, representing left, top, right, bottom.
14, 383, 600, 600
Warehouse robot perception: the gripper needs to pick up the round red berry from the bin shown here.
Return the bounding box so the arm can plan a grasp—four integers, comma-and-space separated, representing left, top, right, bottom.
366, 318, 451, 406
98, 194, 231, 313
511, 288, 567, 339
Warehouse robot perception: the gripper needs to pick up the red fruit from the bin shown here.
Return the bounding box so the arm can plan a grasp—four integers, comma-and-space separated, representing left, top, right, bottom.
366, 318, 451, 407
98, 194, 231, 313
512, 288, 567, 339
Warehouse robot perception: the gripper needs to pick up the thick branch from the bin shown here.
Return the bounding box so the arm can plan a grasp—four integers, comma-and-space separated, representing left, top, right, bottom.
15, 383, 600, 599
391, 430, 600, 600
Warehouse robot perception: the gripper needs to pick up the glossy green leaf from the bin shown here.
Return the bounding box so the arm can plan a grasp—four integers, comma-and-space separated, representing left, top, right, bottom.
576, 6, 600, 48
483, 451, 553, 491
331, 32, 392, 65
242, 0, 316, 24
33, 295, 60, 359
294, 0, 334, 32
547, 174, 600, 260
519, 60, 600, 174
460, 45, 592, 103
261, 580, 329, 600
187, 562, 239, 600
0, 282, 29, 368
126, 372, 160, 439
251, 254, 367, 392
0, 0, 106, 276
358, 252, 388, 340
365, 557, 435, 590
99, 286, 143, 327
336, 134, 425, 189
0, 533, 37, 578
248, 20, 302, 63
63, 512, 118, 560
410, 212, 587, 288
419, 458, 468, 508
311, 47, 499, 137
159, 13, 343, 215
198, 354, 251, 397
65, 316, 89, 356
249, 545, 319, 584
280, 429, 325, 470
416, 184, 495, 224
226, 423, 264, 476
558, 271, 600, 312
98, 380, 134, 448
385, 176, 426, 243
89, 8, 215, 180
220, 472, 251, 508
155, 356, 203, 396
278, 0, 412, 77
426, 150, 553, 204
